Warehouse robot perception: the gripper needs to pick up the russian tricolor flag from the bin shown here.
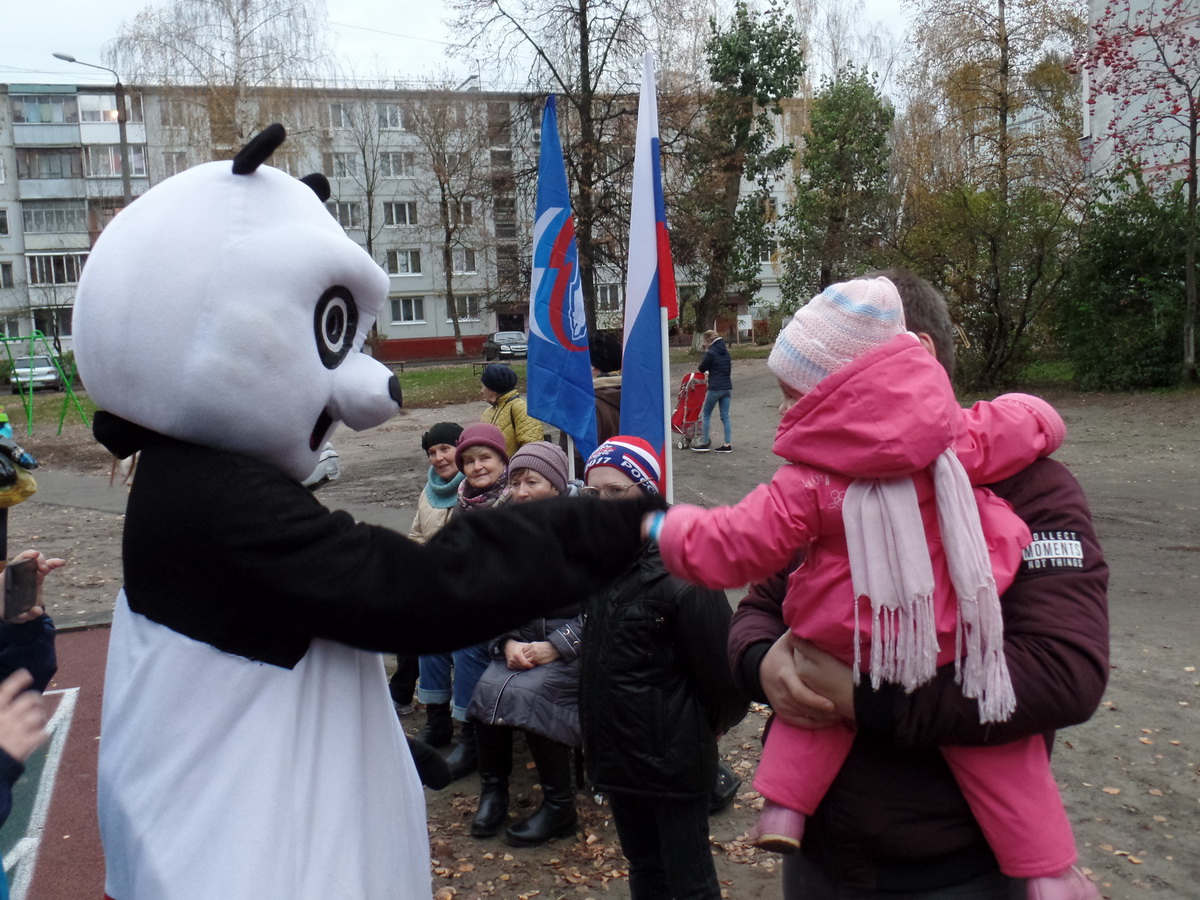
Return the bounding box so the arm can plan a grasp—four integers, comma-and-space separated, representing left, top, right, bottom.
620, 52, 678, 496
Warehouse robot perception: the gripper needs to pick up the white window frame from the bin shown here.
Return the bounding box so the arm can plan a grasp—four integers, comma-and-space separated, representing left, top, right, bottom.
162, 151, 188, 178
85, 144, 147, 179
12, 94, 78, 125
380, 152, 415, 178
446, 294, 482, 323
0, 208, 7, 237
451, 247, 477, 274
0, 263, 13, 290
21, 200, 87, 234
450, 199, 474, 226
325, 102, 353, 130
325, 152, 357, 179
327, 201, 361, 229
385, 249, 422, 276
32, 306, 73, 337
384, 201, 417, 226
378, 103, 405, 130
596, 283, 623, 312
26, 252, 88, 286
0, 313, 20, 337
390, 296, 425, 324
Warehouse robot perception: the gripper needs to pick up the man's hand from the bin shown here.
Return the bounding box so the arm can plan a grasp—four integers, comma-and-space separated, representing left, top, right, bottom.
522, 641, 560, 667
0, 669, 49, 762
3, 550, 65, 624
503, 640, 535, 671
760, 633, 853, 729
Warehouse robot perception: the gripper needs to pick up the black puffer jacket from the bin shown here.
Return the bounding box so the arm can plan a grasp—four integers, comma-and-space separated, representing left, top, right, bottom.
580, 545, 749, 799
698, 338, 732, 392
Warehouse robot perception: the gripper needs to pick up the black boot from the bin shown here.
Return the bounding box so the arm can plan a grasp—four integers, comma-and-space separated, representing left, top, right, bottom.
407, 736, 452, 790
470, 723, 514, 837
415, 702, 453, 748
445, 719, 479, 782
505, 733, 577, 847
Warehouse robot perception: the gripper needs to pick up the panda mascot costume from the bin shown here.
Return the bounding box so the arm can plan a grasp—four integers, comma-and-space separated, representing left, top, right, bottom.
73, 125, 658, 900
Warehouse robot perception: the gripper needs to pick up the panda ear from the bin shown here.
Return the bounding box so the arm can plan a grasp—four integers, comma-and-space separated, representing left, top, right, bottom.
232, 124, 287, 175
300, 173, 331, 202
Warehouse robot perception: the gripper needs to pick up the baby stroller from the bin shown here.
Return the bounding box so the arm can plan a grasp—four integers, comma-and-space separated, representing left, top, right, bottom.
671, 372, 708, 450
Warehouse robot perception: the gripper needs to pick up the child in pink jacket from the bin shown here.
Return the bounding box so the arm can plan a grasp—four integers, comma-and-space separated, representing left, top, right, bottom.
647, 278, 1097, 900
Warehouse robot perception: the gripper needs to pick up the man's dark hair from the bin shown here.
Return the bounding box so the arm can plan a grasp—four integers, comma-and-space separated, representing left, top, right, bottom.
863, 268, 956, 380
589, 331, 623, 375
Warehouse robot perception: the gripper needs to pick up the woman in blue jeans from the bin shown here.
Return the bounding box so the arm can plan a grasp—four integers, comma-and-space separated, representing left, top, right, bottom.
694, 330, 732, 453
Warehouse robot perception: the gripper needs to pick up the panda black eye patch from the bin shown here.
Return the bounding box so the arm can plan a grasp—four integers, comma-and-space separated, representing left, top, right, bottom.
314, 286, 359, 368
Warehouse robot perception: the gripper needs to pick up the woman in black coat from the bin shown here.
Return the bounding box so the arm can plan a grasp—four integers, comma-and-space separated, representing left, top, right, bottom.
579, 437, 748, 900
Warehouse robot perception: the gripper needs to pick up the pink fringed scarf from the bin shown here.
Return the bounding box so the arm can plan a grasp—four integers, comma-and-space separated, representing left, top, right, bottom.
843, 449, 1016, 724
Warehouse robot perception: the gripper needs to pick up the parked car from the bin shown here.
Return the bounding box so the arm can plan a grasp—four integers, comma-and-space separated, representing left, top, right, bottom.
481, 331, 528, 361
9, 356, 63, 393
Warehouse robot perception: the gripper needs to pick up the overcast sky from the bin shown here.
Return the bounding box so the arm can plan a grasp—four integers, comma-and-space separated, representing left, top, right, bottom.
2, 0, 908, 89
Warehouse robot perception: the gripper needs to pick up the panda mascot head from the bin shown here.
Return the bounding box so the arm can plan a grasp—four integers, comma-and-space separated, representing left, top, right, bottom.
74, 125, 402, 481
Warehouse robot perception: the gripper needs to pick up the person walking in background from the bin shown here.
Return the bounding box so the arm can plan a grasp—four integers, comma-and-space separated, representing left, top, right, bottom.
693, 329, 732, 453
468, 442, 583, 847
407, 422, 465, 748
479, 364, 544, 458
579, 438, 748, 900
442, 423, 513, 781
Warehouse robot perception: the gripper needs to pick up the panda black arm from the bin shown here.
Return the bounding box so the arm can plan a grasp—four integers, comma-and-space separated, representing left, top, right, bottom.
122, 441, 657, 665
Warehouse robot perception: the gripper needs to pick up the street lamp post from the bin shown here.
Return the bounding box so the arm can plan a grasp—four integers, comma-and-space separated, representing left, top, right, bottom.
53, 52, 133, 208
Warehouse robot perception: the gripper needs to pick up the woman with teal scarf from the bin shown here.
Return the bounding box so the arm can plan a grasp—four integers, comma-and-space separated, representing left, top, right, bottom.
407, 423, 467, 749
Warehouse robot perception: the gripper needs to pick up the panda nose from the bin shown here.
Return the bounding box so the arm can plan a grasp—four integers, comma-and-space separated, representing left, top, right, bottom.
388, 375, 404, 410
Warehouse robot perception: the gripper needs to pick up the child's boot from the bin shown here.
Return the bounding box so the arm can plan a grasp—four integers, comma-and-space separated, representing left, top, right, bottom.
1025, 866, 1101, 900
747, 800, 805, 854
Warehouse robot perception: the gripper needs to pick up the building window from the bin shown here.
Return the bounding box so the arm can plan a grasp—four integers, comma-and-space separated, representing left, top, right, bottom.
452, 247, 477, 274
488, 102, 512, 145
597, 284, 622, 312
85, 145, 148, 179
496, 243, 519, 284
325, 102, 353, 130
390, 296, 425, 323
380, 152, 415, 178
384, 201, 417, 226
78, 93, 144, 124
27, 253, 88, 285
160, 98, 188, 127
0, 264, 13, 290
446, 200, 474, 226
494, 196, 516, 239
385, 250, 422, 275
33, 307, 73, 337
378, 103, 405, 130
490, 149, 513, 171
447, 294, 482, 322
0, 314, 19, 337
322, 152, 357, 179
16, 149, 83, 180
758, 240, 778, 264
327, 201, 361, 229
0, 209, 7, 237
22, 200, 87, 234
11, 94, 78, 124
162, 151, 188, 178
763, 196, 779, 220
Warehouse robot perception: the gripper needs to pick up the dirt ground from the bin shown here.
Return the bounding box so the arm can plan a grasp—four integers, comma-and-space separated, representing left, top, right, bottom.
6, 358, 1199, 900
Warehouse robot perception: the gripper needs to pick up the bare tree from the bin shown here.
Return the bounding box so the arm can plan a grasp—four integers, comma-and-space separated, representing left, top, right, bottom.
448, 0, 653, 332
106, 0, 330, 156
407, 85, 498, 357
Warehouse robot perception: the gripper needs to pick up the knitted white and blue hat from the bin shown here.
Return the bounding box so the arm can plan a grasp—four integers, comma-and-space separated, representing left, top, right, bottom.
768, 277, 907, 396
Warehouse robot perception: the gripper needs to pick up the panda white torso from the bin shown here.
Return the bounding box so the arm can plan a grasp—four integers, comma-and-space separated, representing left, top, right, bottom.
99, 593, 428, 899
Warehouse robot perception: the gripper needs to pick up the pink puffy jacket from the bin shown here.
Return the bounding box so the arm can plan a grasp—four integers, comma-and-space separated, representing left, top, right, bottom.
657, 334, 1065, 666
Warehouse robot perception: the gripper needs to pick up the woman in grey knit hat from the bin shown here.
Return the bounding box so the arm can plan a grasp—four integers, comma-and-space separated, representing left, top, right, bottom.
466, 441, 583, 847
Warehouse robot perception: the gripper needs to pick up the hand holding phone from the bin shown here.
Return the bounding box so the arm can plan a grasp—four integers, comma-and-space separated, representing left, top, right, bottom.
3, 558, 39, 622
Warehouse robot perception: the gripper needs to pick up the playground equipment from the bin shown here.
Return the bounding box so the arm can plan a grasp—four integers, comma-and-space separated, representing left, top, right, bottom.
0, 332, 90, 436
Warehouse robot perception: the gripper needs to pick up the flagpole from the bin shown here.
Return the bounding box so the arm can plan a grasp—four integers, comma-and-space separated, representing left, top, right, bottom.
661, 306, 673, 503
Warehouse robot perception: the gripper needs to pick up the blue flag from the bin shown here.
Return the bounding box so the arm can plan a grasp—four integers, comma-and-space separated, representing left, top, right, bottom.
526, 95, 598, 458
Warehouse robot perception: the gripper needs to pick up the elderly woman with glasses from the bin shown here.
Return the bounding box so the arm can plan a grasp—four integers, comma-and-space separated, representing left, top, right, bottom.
578, 437, 749, 900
